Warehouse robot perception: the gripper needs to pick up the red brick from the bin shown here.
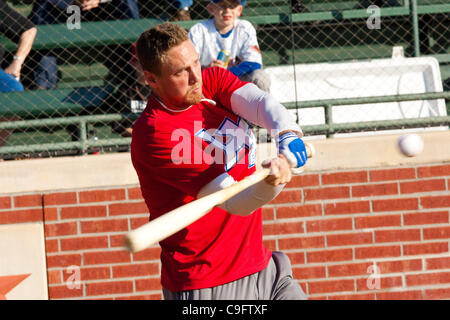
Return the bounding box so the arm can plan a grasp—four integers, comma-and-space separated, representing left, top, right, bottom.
355, 214, 401, 229
263, 239, 276, 251
60, 266, 110, 283
263, 221, 304, 235
45, 222, 78, 237
109, 202, 149, 216
377, 259, 423, 273
78, 267, 111, 281
293, 266, 326, 279
60, 205, 107, 219
128, 187, 143, 200
304, 186, 350, 201
47, 270, 62, 285
45, 239, 59, 253
14, 194, 42, 207
131, 247, 161, 262
286, 174, 320, 188
418, 165, 450, 178
130, 217, 150, 229
135, 278, 162, 292
401, 179, 446, 194
79, 189, 126, 203
119, 294, 162, 300
329, 293, 375, 300
355, 245, 401, 259
112, 263, 159, 278
375, 229, 421, 243
421, 195, 450, 209
278, 236, 325, 250
423, 226, 450, 240
403, 242, 449, 256
308, 279, 354, 295
269, 190, 302, 204
308, 295, 327, 300
0, 209, 43, 224
352, 183, 398, 197
324, 200, 370, 215
372, 198, 418, 212
86, 280, 133, 296
322, 171, 368, 185
84, 250, 131, 265
403, 211, 449, 226
370, 168, 416, 182
426, 257, 450, 270
285, 252, 305, 265
48, 285, 83, 299
424, 288, 450, 300
406, 272, 450, 286
376, 290, 422, 300
328, 262, 372, 277
46, 253, 82, 268
276, 204, 322, 219
60, 236, 109, 251
81, 219, 128, 233
110, 234, 127, 248
0, 196, 11, 209
357, 276, 403, 291
327, 232, 373, 247
44, 207, 58, 221
44, 192, 77, 205
262, 207, 274, 221
306, 217, 353, 233
307, 248, 353, 263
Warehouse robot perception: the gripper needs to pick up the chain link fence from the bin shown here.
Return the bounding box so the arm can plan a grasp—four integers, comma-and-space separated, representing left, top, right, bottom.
0, 0, 449, 159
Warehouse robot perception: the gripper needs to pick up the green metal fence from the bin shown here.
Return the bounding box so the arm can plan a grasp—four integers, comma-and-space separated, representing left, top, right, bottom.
0, 0, 449, 159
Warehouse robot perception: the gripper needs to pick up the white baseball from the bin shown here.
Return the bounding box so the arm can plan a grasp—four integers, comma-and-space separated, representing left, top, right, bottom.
397, 134, 424, 157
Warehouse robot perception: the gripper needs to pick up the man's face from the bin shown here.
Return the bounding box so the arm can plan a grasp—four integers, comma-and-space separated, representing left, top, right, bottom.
146, 40, 203, 109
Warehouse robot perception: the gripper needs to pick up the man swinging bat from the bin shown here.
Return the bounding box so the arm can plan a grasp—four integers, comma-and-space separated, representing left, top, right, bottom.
130, 22, 309, 300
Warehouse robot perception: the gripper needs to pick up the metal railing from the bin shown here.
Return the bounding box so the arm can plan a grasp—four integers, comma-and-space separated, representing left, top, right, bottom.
1, 91, 448, 157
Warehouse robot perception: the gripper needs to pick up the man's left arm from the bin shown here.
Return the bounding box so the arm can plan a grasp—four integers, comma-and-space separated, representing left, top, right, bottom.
230, 83, 308, 171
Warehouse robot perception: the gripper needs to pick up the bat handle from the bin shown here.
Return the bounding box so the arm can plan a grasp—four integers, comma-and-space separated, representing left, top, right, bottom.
305, 142, 315, 158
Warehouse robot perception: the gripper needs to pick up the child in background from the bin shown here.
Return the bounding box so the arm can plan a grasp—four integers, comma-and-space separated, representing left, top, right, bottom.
189, 0, 271, 92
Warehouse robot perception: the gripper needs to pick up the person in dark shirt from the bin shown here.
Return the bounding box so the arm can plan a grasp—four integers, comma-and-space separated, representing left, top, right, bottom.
0, 0, 37, 147
0, 0, 37, 92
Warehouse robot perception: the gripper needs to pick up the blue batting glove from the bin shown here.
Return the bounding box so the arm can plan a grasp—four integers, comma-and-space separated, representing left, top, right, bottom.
278, 132, 308, 169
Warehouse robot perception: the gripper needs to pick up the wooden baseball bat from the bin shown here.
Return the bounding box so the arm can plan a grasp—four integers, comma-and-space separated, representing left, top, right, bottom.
124, 143, 315, 253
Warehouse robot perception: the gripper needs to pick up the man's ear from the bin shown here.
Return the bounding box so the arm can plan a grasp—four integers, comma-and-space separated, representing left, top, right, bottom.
143, 70, 158, 88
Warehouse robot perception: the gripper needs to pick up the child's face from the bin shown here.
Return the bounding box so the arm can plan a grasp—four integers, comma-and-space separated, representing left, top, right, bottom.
209, 2, 243, 30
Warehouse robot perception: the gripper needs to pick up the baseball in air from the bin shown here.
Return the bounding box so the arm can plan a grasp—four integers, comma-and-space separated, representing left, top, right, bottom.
397, 134, 424, 157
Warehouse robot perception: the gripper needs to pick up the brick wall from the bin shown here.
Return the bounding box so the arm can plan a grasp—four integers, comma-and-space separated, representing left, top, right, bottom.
1, 162, 449, 300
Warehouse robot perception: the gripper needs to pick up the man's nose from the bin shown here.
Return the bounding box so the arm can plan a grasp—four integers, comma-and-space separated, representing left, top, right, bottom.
189, 68, 201, 85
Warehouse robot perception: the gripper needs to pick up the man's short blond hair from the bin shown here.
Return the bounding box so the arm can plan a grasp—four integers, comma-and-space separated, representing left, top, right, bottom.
136, 23, 189, 75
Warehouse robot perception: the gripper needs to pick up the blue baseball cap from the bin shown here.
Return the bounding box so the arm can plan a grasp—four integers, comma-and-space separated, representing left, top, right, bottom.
210, 0, 247, 6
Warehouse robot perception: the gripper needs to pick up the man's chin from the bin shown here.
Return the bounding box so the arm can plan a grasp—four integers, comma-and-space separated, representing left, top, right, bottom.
185, 92, 203, 106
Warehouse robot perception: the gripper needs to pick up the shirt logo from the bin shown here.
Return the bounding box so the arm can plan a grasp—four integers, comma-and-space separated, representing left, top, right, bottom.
196, 117, 256, 171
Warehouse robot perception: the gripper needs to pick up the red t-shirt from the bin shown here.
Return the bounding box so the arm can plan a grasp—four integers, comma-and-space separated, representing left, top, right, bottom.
131, 67, 271, 292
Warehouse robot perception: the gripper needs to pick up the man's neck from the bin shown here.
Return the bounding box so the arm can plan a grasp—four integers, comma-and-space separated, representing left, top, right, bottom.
152, 93, 190, 112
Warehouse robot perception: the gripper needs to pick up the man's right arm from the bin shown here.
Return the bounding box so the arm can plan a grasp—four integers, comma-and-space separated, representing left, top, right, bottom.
197, 156, 292, 216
